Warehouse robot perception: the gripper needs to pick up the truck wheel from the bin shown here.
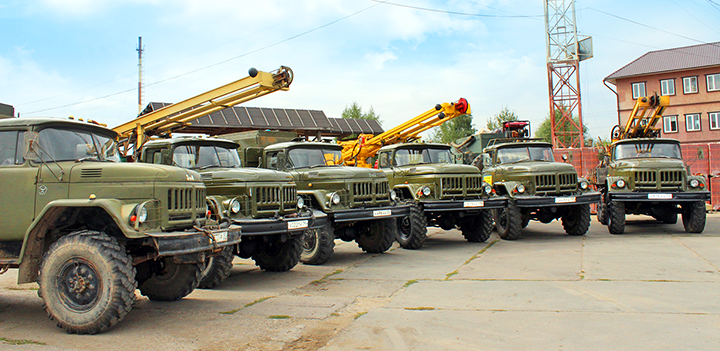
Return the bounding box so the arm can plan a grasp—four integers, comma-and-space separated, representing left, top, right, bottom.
460, 209, 493, 242
252, 235, 302, 271
38, 231, 136, 334
356, 218, 395, 253
597, 200, 609, 225
494, 205, 521, 240
682, 201, 706, 233
300, 226, 335, 265
562, 204, 591, 236
396, 201, 428, 249
198, 246, 235, 289
138, 259, 202, 301
607, 201, 625, 234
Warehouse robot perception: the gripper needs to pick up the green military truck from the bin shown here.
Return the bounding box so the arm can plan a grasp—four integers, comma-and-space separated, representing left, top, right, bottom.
0, 118, 240, 334
595, 137, 710, 234
138, 137, 328, 288
232, 132, 409, 265
375, 142, 506, 249
476, 123, 600, 240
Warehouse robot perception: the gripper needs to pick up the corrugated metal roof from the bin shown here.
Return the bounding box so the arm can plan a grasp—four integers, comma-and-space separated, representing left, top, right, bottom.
605, 42, 720, 83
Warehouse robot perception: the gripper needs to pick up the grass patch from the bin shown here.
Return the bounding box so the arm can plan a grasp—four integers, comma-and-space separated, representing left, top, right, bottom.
354, 312, 367, 319
312, 269, 344, 285
219, 296, 275, 314
405, 307, 436, 311
268, 315, 291, 319
403, 279, 418, 288
445, 271, 458, 280
463, 239, 500, 265
0, 337, 45, 346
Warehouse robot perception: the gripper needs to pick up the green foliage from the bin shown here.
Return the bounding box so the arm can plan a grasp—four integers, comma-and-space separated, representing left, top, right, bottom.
341, 102, 381, 125
428, 114, 477, 144
535, 108, 592, 146
486, 106, 519, 131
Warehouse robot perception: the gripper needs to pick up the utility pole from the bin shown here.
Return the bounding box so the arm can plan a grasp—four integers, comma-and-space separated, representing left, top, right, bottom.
137, 36, 144, 115
544, 0, 592, 148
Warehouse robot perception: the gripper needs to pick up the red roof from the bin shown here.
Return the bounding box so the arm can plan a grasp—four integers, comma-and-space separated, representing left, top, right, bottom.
605, 42, 720, 83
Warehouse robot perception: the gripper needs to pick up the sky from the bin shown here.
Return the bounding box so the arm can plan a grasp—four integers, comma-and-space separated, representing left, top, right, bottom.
1, 0, 719, 141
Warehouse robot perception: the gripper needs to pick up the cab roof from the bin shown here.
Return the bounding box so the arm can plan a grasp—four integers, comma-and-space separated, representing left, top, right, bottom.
0, 117, 117, 137
143, 136, 239, 149
483, 138, 553, 152
611, 137, 680, 146
264, 141, 342, 152
379, 142, 451, 152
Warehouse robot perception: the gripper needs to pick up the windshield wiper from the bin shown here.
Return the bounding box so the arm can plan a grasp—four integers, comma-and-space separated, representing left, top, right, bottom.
509, 158, 530, 164
197, 164, 221, 170
76, 155, 102, 163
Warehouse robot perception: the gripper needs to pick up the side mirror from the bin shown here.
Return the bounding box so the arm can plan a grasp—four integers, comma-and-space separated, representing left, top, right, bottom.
161, 149, 171, 165
23, 131, 41, 161
697, 147, 705, 160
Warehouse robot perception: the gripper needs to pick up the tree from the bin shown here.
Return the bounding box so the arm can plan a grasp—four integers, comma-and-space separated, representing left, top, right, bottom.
535, 108, 592, 147
341, 102, 381, 125
486, 106, 519, 131
428, 114, 477, 144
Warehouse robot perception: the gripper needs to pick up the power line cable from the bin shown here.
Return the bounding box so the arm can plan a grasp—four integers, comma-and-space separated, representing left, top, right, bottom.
369, 0, 543, 18
670, 0, 720, 36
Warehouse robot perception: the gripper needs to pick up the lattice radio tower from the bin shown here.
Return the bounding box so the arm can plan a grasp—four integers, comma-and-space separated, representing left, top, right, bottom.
544, 0, 592, 148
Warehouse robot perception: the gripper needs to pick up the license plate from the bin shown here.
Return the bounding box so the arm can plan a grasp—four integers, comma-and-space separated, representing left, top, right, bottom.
464, 201, 484, 208
648, 193, 673, 200
288, 220, 309, 230
555, 197, 576, 204
373, 209, 392, 217
212, 231, 228, 243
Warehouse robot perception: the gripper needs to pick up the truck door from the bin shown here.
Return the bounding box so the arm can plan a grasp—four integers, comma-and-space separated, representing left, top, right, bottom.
0, 130, 38, 242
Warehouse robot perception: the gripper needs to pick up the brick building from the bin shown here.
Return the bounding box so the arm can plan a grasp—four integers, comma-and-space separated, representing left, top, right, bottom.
604, 42, 720, 143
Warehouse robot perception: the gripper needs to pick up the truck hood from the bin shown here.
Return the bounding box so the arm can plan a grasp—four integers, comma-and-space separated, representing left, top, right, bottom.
501, 161, 576, 174
200, 167, 293, 184
612, 158, 685, 170
397, 163, 480, 176
69, 162, 200, 183
298, 166, 385, 181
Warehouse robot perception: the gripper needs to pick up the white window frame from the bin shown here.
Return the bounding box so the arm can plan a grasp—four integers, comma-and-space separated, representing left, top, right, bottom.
660, 79, 675, 96
683, 76, 698, 94
686, 113, 701, 132
631, 82, 646, 99
710, 112, 720, 130
707, 74, 720, 92
663, 115, 678, 133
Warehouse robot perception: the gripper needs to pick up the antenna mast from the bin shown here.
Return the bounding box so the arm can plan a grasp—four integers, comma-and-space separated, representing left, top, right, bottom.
137, 36, 145, 115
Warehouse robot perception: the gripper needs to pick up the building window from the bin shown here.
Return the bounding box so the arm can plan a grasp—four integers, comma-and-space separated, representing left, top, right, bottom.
710, 112, 720, 130
660, 79, 675, 96
686, 114, 701, 131
683, 76, 698, 94
631, 82, 646, 99
707, 74, 720, 92
663, 115, 678, 133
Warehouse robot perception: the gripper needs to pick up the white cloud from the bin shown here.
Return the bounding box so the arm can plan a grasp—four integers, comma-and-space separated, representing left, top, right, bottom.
365, 51, 398, 70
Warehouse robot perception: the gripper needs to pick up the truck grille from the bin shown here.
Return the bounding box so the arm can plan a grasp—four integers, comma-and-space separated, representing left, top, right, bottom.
351, 181, 389, 204
535, 173, 577, 193
635, 170, 684, 189
167, 187, 206, 221
254, 185, 297, 212
441, 176, 484, 197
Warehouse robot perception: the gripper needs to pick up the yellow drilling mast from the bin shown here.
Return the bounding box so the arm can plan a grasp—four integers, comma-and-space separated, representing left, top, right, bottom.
339, 98, 470, 167
113, 66, 293, 159
612, 93, 668, 142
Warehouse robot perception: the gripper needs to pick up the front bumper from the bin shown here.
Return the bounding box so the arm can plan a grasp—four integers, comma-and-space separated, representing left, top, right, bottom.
331, 204, 410, 223
515, 192, 601, 208
231, 209, 328, 236
609, 191, 711, 202
422, 197, 507, 212
148, 225, 242, 258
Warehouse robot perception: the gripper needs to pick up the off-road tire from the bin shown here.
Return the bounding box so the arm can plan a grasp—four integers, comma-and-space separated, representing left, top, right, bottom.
682, 201, 706, 233
300, 226, 335, 265
460, 210, 493, 242
138, 259, 202, 301
356, 218, 396, 253
396, 201, 428, 249
661, 214, 678, 224
521, 214, 531, 228
562, 204, 591, 236
597, 199, 608, 225
252, 235, 302, 271
39, 231, 136, 334
607, 200, 626, 235
494, 205, 522, 240
198, 246, 235, 289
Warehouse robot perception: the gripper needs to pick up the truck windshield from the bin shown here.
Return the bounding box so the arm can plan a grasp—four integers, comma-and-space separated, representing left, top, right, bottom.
394, 147, 453, 166
172, 145, 242, 169
287, 147, 342, 169
496, 146, 554, 164
614, 142, 682, 160
37, 128, 120, 162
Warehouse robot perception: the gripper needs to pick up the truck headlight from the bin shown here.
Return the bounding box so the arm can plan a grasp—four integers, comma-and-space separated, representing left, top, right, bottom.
137, 205, 148, 223
515, 184, 526, 193
483, 184, 492, 195
421, 186, 431, 196
615, 179, 626, 188
389, 189, 397, 201
579, 180, 589, 190
297, 196, 305, 208
331, 193, 341, 205
689, 179, 699, 188
229, 199, 241, 214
